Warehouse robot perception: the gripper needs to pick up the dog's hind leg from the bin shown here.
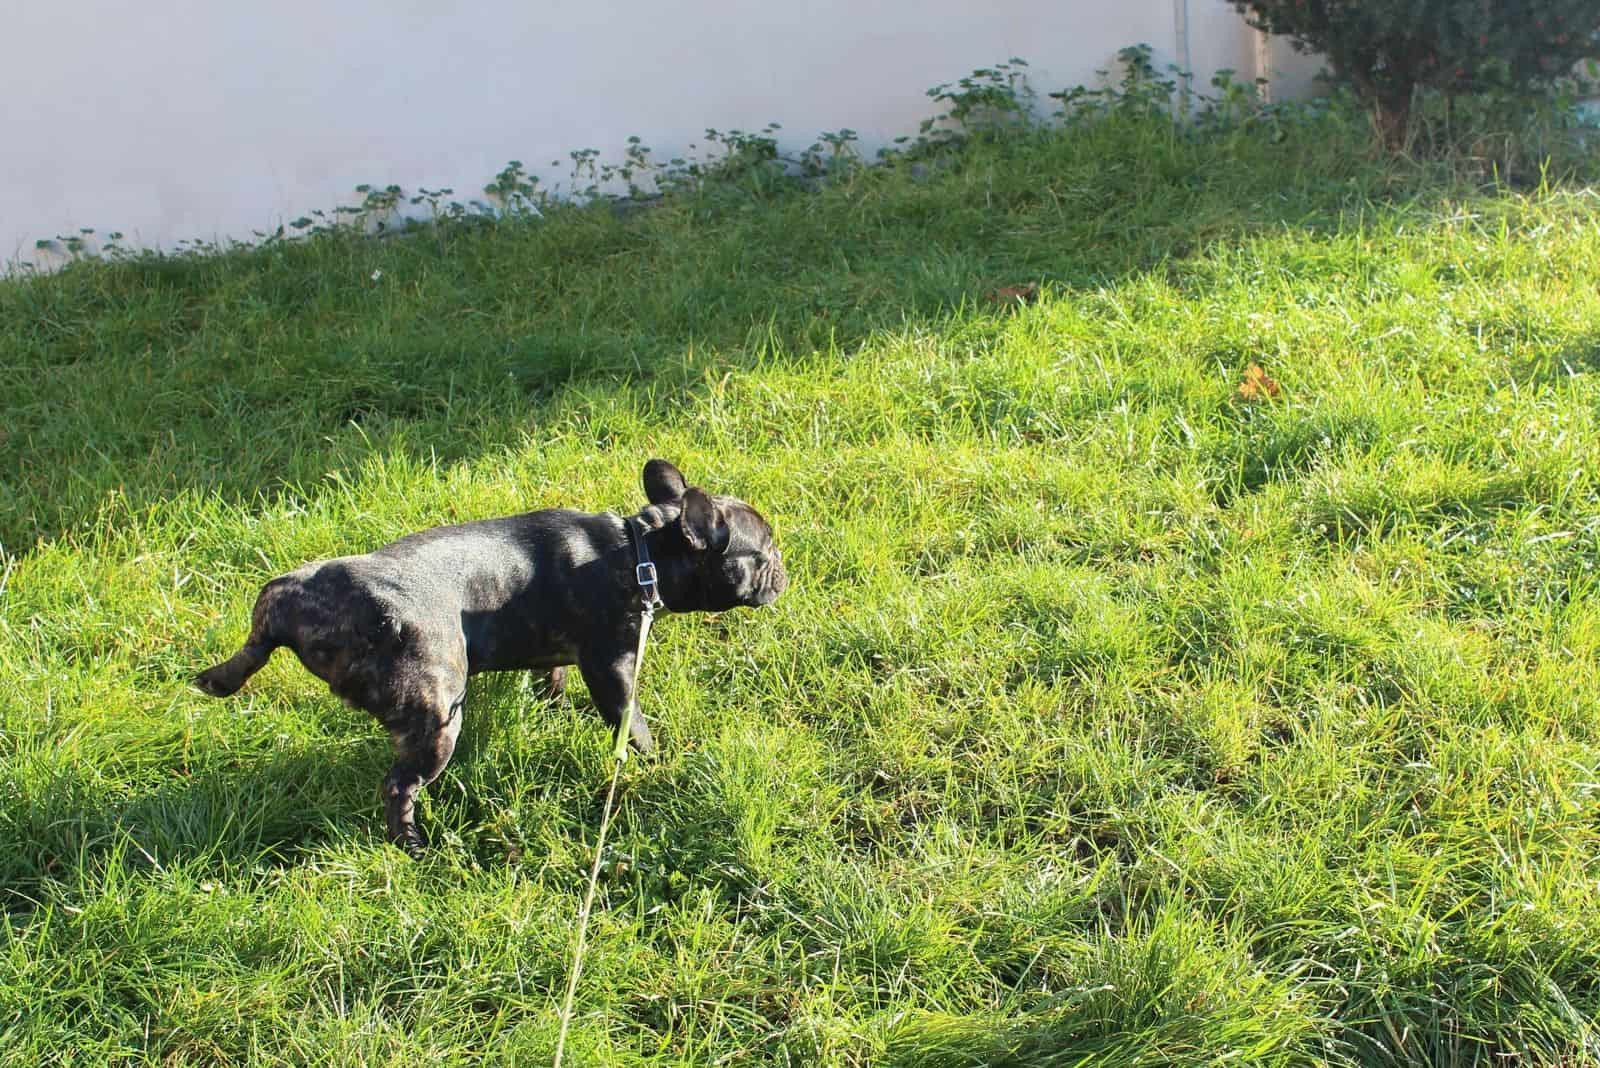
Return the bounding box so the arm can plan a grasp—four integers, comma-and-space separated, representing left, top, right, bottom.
195, 577, 292, 697
381, 669, 467, 856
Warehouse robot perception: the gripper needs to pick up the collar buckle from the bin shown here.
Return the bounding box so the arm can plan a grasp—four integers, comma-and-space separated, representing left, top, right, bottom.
626, 515, 665, 614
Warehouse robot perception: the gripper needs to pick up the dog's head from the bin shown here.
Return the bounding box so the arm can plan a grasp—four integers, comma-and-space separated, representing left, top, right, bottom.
640, 459, 787, 612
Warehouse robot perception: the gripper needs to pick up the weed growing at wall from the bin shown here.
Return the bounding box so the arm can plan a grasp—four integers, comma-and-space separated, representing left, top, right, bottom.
19, 44, 1599, 270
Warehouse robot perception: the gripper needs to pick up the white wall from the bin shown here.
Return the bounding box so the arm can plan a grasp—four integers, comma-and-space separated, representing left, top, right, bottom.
2, 1, 1322, 266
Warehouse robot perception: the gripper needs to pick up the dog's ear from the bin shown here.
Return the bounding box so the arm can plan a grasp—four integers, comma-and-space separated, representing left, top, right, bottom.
680, 488, 730, 552
643, 459, 689, 505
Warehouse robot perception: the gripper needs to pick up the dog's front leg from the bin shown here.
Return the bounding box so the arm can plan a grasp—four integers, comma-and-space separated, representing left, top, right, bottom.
577, 649, 655, 756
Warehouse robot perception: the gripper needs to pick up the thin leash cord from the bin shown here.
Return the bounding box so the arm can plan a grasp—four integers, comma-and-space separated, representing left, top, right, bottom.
553, 605, 654, 1068
551, 730, 625, 1068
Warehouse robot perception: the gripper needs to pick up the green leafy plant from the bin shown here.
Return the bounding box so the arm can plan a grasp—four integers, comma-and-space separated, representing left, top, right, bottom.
1228, 0, 1600, 148
919, 58, 1035, 147
483, 159, 545, 216
698, 123, 788, 192
799, 128, 862, 180
1049, 45, 1179, 120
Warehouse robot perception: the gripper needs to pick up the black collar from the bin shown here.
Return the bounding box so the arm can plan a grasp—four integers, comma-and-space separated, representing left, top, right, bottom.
625, 516, 665, 614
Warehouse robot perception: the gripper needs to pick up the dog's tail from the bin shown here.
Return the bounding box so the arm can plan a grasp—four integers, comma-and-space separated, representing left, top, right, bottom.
195, 577, 291, 697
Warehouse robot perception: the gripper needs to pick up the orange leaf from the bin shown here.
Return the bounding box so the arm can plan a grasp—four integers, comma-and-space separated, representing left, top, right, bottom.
1238, 363, 1281, 402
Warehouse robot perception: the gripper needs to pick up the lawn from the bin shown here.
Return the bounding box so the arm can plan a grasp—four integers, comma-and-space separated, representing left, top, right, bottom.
2, 95, 1599, 1066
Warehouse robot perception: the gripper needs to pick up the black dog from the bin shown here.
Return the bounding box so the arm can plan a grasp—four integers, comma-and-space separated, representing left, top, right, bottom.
196, 460, 786, 853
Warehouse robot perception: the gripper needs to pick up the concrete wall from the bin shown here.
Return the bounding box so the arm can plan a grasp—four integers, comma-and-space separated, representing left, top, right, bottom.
2, 1, 1324, 267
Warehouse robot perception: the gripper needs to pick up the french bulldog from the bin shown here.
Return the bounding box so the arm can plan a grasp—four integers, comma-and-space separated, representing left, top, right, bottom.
195, 459, 786, 854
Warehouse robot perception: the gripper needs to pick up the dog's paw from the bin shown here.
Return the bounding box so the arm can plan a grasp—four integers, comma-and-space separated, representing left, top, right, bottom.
193, 667, 238, 698
389, 826, 430, 858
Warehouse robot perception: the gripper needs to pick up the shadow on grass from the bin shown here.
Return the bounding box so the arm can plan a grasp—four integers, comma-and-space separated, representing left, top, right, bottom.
0, 742, 383, 913
1514, 333, 1600, 389
0, 111, 1461, 547
0, 676, 630, 915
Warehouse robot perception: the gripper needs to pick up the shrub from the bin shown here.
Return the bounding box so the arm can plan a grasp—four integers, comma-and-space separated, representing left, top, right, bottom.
1227, 0, 1600, 148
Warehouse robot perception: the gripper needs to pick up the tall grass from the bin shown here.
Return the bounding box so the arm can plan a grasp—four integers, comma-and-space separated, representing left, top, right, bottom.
2, 93, 1599, 1065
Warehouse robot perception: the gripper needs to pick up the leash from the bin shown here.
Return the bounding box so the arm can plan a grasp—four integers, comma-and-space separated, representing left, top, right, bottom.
552, 517, 664, 1068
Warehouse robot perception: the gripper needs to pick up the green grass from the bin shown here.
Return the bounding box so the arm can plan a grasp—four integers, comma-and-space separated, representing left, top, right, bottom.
3, 102, 1600, 1066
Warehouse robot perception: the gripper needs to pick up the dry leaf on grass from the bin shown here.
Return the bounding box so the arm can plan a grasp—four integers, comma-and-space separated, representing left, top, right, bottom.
987, 283, 1039, 306
1237, 363, 1282, 402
